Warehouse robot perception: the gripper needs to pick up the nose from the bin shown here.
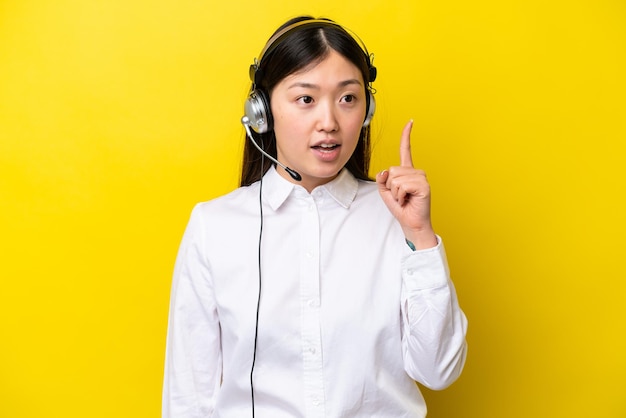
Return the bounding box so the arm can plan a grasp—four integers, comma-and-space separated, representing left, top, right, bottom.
316, 101, 339, 132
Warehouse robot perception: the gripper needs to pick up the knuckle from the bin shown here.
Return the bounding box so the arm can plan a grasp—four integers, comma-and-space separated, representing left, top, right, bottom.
388, 166, 400, 176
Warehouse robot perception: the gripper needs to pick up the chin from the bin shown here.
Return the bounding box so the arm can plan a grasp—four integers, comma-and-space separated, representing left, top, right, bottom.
311, 165, 344, 178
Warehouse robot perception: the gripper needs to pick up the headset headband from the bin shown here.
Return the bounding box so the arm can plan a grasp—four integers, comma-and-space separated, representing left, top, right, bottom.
249, 19, 377, 86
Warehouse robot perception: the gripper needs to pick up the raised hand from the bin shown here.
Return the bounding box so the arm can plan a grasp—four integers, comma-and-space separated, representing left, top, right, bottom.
376, 120, 438, 250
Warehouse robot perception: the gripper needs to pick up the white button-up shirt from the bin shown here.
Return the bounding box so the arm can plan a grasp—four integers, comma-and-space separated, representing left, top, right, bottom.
163, 167, 467, 417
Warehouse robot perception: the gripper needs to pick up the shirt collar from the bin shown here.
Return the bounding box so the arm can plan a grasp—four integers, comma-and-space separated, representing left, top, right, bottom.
263, 166, 359, 211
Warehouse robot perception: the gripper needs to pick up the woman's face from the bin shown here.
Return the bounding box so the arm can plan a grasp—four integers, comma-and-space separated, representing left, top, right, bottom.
270, 49, 367, 192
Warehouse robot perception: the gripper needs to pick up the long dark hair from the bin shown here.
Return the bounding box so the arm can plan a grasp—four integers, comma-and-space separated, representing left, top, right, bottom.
240, 16, 375, 187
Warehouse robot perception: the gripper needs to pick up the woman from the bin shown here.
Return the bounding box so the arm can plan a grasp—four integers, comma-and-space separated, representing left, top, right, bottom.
163, 16, 467, 417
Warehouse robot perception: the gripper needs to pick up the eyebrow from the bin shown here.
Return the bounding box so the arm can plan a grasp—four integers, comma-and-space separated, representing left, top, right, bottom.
287, 79, 363, 90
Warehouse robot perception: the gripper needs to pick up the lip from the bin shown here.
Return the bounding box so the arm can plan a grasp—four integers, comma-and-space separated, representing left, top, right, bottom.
310, 138, 340, 147
310, 142, 342, 162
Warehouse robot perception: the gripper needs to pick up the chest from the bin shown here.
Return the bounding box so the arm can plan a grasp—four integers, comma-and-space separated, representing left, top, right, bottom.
204, 194, 404, 340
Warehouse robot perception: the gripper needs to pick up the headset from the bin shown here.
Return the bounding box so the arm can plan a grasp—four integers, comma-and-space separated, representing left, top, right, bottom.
243, 19, 378, 135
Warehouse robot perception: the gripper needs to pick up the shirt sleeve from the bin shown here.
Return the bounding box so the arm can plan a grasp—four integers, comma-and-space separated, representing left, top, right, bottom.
163, 205, 222, 417
400, 236, 468, 390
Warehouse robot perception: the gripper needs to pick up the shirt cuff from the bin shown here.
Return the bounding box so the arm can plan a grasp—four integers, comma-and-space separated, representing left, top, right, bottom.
401, 235, 449, 290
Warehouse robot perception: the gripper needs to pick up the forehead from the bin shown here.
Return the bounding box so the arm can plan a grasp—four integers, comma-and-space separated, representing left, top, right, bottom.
283, 50, 364, 84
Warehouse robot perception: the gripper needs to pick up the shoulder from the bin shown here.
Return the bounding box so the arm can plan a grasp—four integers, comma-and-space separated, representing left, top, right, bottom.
178, 183, 263, 252
189, 182, 261, 226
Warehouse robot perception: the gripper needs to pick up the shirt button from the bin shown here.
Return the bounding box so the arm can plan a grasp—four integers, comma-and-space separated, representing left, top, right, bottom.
308, 346, 316, 354
306, 251, 313, 259
312, 397, 321, 406
308, 299, 320, 308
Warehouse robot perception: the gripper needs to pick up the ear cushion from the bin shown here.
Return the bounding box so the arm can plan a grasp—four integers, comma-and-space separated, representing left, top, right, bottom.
363, 91, 376, 127
244, 89, 273, 134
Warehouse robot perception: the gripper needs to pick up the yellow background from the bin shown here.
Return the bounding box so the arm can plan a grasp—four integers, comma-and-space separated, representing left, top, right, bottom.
1, 0, 625, 416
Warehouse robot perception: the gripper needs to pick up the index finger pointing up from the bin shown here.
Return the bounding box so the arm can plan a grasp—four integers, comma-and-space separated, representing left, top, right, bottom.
400, 119, 414, 167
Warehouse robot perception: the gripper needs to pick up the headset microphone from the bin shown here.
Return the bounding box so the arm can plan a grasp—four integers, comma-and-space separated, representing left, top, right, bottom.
241, 116, 302, 181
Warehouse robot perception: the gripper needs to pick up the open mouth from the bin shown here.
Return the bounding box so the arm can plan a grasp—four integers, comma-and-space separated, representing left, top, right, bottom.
312, 144, 340, 151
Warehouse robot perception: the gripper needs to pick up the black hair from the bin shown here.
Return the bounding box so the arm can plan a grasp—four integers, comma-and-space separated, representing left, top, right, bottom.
240, 16, 375, 187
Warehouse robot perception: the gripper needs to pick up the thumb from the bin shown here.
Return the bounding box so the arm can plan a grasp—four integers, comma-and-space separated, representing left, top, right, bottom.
376, 170, 389, 189
376, 170, 397, 208
376, 170, 398, 216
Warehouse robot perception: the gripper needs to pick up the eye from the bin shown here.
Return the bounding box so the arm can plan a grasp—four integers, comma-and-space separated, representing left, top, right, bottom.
341, 94, 357, 103
297, 95, 314, 104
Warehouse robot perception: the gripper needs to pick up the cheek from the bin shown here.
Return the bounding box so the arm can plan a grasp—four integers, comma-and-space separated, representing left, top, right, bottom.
274, 120, 301, 149
273, 115, 303, 156
345, 117, 365, 141
346, 105, 367, 132
271, 103, 299, 133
